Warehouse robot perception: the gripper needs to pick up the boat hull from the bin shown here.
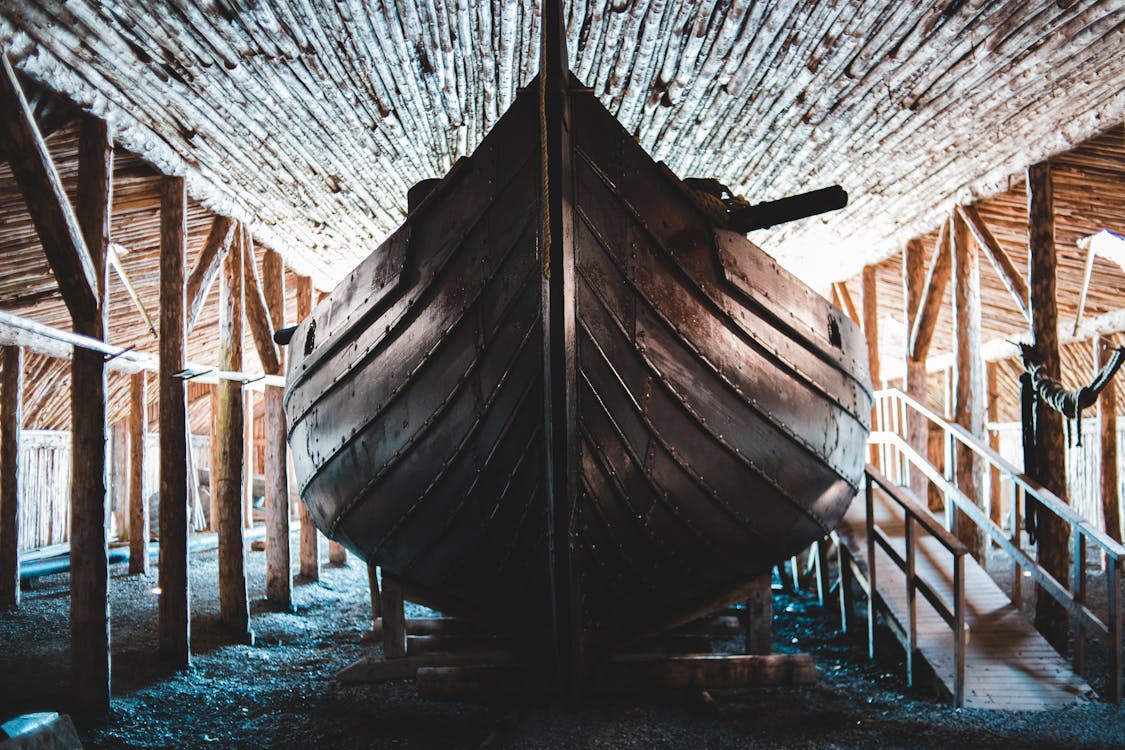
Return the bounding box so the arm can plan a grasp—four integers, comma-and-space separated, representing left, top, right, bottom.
284, 81, 871, 657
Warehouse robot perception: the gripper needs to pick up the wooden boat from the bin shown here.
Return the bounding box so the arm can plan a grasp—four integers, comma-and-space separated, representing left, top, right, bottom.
282, 5, 871, 682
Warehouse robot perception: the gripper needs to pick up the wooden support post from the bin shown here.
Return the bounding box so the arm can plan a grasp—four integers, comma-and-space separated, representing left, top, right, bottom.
382, 574, 407, 658
862, 265, 880, 464
1027, 161, 1069, 651
903, 237, 929, 503
208, 384, 219, 532
295, 276, 318, 581
128, 372, 149, 575
861, 266, 880, 388
70, 114, 112, 715
951, 209, 985, 562
261, 248, 291, 609
986, 363, 1003, 530
329, 540, 347, 566
0, 345, 22, 607
216, 229, 251, 641
243, 390, 254, 529
1098, 335, 1122, 543
158, 175, 190, 669
745, 574, 772, 655
111, 422, 128, 539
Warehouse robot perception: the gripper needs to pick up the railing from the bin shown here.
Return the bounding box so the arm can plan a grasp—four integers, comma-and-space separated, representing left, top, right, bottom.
871, 388, 1124, 703
864, 465, 968, 706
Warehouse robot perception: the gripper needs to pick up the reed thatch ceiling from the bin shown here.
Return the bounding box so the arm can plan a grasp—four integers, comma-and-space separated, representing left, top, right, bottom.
2, 0, 1122, 289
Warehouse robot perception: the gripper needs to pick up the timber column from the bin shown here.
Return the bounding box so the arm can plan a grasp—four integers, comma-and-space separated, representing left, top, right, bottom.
0, 345, 21, 607
216, 227, 252, 640
158, 175, 191, 668
1026, 161, 1068, 650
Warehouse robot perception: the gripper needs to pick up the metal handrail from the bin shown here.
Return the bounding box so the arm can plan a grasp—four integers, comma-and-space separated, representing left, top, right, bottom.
865, 464, 967, 707
871, 388, 1123, 703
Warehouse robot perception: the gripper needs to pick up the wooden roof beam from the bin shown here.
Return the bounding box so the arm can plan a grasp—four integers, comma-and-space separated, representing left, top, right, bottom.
0, 54, 98, 322
832, 281, 861, 327
908, 216, 951, 362
185, 215, 237, 333
108, 246, 157, 339
955, 204, 1031, 325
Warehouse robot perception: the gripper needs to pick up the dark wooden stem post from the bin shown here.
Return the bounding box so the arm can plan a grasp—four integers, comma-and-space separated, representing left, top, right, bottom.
951, 209, 984, 562
128, 372, 150, 575
262, 248, 291, 609
328, 541, 347, 565
1027, 161, 1069, 650
1097, 335, 1121, 542
158, 175, 191, 669
903, 237, 930, 503
216, 228, 251, 640
986, 363, 1003, 530
295, 276, 318, 581
69, 114, 113, 715
0, 345, 22, 607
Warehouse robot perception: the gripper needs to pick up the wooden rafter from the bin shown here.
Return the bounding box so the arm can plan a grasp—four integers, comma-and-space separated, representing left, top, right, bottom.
0, 54, 98, 322
185, 215, 237, 333
109, 246, 157, 339
832, 281, 860, 327
955, 204, 1030, 324
909, 215, 951, 362
241, 229, 281, 375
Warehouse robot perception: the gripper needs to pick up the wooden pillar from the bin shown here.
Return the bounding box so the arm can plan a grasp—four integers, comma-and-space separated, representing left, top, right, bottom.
216, 229, 251, 640
861, 265, 881, 388
69, 115, 112, 714
261, 248, 291, 609
903, 238, 929, 502
986, 362, 1003, 529
0, 345, 22, 607
1027, 161, 1069, 649
158, 175, 190, 669
1098, 335, 1121, 542
295, 276, 318, 581
243, 390, 254, 529
209, 384, 220, 532
128, 372, 150, 575
951, 209, 985, 561
111, 421, 128, 538
862, 265, 880, 463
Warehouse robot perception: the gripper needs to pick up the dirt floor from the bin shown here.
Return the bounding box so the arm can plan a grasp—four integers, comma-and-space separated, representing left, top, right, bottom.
2, 535, 1124, 749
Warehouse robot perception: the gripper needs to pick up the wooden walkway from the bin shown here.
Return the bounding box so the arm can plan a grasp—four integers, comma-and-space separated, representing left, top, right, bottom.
836, 486, 1094, 710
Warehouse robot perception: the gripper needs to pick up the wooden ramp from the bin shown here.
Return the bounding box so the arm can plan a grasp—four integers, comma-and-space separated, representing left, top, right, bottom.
836, 487, 1093, 710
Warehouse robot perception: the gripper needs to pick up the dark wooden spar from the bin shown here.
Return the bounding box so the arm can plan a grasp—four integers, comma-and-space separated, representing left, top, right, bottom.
282, 3, 871, 684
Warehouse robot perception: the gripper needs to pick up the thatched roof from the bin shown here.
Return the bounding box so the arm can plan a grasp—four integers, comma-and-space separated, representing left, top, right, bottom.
2, 1, 1122, 290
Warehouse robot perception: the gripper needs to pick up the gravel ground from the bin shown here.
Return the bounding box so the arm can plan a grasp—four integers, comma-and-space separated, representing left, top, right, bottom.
1, 535, 1123, 749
